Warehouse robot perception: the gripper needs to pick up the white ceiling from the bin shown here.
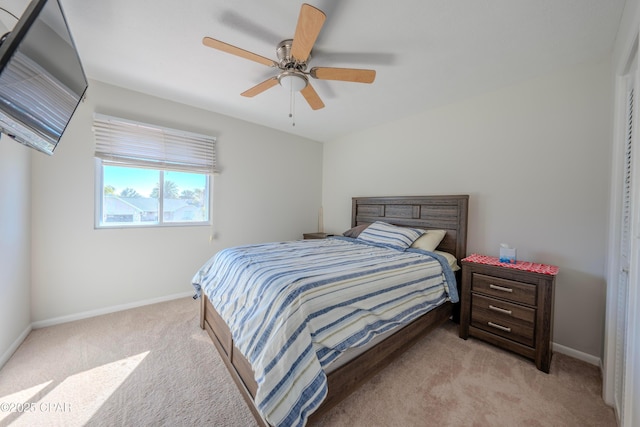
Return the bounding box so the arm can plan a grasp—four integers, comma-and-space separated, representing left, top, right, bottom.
4, 0, 628, 142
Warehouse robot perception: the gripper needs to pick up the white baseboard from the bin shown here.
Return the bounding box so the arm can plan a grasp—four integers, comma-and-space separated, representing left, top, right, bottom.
0, 324, 32, 369
31, 291, 195, 329
553, 341, 602, 367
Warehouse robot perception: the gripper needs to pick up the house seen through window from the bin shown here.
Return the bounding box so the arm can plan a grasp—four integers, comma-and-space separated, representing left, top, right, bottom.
99, 166, 209, 227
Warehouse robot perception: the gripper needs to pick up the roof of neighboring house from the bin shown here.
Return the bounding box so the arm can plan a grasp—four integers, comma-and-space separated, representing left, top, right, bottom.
104, 195, 199, 215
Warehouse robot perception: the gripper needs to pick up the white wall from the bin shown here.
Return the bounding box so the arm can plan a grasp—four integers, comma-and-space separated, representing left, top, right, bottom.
323, 60, 612, 360
30, 80, 323, 323
0, 135, 31, 366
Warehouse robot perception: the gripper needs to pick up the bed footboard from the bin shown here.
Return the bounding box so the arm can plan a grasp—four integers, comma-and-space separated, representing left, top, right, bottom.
200, 294, 265, 424
200, 293, 452, 426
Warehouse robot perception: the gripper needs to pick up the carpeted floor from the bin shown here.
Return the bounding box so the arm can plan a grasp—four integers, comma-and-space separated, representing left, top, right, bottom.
0, 297, 616, 427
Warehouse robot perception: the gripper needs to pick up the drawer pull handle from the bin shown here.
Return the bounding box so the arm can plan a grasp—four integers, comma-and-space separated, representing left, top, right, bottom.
489, 284, 513, 293
488, 321, 511, 333
489, 305, 513, 315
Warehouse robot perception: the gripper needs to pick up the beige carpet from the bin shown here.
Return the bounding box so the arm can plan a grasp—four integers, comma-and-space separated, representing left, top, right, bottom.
0, 298, 616, 427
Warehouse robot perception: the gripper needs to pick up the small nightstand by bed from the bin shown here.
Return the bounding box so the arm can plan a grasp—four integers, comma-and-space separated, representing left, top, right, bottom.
459, 254, 558, 373
303, 232, 333, 239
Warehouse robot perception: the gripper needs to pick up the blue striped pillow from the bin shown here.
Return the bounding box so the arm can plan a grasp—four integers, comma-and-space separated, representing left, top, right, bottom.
357, 221, 425, 250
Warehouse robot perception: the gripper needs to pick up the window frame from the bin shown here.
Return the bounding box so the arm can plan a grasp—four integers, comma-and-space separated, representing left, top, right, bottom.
94, 159, 212, 229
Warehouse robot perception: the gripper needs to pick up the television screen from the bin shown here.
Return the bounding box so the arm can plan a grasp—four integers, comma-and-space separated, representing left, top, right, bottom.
0, 0, 87, 155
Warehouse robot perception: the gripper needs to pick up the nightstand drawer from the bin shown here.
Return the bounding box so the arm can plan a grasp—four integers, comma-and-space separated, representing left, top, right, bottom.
472, 294, 536, 325
472, 273, 536, 306
471, 294, 535, 347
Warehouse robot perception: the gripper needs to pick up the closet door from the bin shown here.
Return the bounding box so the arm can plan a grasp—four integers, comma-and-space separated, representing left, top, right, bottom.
607, 21, 640, 427
616, 51, 640, 427
614, 81, 634, 420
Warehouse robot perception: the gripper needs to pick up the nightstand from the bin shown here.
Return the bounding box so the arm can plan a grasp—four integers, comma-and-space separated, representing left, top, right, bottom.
459, 254, 558, 373
303, 232, 333, 239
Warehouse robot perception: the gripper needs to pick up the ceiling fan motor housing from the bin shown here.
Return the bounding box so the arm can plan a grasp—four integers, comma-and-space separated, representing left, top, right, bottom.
276, 39, 309, 71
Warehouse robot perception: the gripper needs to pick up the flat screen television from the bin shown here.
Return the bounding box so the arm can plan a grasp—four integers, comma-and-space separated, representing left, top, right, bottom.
0, 0, 87, 155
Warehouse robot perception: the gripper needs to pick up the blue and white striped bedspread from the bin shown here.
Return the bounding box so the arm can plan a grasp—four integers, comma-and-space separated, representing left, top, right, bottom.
192, 236, 458, 427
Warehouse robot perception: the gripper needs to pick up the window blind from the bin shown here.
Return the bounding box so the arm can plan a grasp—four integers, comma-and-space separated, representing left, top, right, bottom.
93, 113, 218, 174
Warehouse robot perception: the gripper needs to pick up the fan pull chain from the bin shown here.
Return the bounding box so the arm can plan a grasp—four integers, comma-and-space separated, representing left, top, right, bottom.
289, 82, 296, 127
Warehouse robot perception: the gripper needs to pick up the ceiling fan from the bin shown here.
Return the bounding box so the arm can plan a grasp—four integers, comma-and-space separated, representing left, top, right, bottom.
202, 3, 376, 111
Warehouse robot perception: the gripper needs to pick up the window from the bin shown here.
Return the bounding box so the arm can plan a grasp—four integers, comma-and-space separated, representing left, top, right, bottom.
98, 164, 210, 226
93, 114, 217, 228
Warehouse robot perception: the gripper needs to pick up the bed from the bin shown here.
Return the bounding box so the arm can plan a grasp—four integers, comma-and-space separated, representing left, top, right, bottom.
194, 195, 469, 426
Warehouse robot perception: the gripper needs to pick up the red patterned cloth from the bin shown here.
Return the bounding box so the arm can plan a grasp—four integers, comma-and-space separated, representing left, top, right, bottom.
463, 253, 559, 275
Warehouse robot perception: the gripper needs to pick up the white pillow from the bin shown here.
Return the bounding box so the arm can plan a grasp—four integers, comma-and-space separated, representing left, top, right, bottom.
357, 221, 424, 250
433, 250, 460, 272
410, 229, 447, 252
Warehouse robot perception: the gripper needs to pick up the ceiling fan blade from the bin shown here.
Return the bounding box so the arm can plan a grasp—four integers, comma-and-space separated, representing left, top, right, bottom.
290, 4, 326, 62
241, 77, 279, 97
310, 67, 376, 83
300, 84, 325, 110
202, 37, 276, 67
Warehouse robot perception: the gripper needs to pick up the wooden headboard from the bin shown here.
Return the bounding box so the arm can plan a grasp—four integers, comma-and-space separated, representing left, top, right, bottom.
351, 195, 469, 263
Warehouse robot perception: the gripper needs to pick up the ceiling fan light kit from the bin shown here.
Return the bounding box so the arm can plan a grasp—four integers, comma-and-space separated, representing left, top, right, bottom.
278, 71, 308, 92
202, 3, 376, 119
